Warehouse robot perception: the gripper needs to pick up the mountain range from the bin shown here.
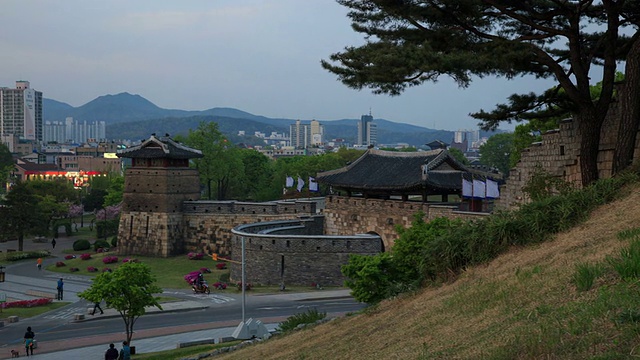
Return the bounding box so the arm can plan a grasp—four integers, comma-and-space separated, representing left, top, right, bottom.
43, 92, 482, 146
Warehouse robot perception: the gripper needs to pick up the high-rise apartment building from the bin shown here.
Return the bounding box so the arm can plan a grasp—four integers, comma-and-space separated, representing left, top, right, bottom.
0, 81, 43, 142
289, 119, 324, 148
357, 113, 377, 146
44, 117, 106, 144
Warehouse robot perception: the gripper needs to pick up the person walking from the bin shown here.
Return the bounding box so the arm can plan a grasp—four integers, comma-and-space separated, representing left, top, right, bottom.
104, 343, 118, 360
36, 258, 42, 271
119, 341, 131, 360
23, 326, 35, 356
51, 238, 57, 249
91, 301, 104, 315
56, 278, 64, 300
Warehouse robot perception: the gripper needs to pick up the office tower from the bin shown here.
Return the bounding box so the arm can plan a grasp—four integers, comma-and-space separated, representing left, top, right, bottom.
289, 119, 324, 149
0, 81, 43, 142
357, 113, 377, 146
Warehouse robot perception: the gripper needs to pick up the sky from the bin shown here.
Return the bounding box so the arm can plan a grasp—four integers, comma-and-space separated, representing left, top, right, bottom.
0, 1, 559, 131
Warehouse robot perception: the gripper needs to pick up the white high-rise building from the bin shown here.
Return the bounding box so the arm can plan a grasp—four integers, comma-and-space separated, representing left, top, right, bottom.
289, 119, 324, 149
44, 117, 106, 144
0, 80, 43, 142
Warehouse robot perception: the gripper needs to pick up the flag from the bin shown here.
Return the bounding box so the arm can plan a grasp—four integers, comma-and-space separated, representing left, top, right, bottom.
462, 179, 473, 198
285, 176, 294, 188
297, 177, 305, 192
309, 177, 318, 192
472, 179, 486, 198
486, 179, 500, 198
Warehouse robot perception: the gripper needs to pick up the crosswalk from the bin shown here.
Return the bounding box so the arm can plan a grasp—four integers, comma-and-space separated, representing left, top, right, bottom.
44, 306, 88, 320
186, 293, 235, 304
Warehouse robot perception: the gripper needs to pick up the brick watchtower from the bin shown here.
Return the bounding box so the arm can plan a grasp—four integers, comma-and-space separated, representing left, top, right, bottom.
116, 134, 203, 257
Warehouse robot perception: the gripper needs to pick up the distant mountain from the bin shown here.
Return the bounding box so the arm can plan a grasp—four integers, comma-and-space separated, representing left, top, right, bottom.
43, 92, 469, 146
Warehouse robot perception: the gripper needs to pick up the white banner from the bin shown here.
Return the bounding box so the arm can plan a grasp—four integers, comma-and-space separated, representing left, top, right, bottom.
285, 176, 294, 188
309, 177, 319, 192
462, 179, 473, 197
472, 179, 486, 198
297, 177, 305, 192
486, 179, 500, 198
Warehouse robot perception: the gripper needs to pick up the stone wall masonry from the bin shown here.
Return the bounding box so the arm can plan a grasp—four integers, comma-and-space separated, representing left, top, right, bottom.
497, 93, 640, 209
230, 221, 381, 286
323, 196, 489, 250
123, 167, 201, 213
117, 212, 184, 257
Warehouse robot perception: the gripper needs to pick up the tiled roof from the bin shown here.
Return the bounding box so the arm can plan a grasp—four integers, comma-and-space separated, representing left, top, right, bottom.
316, 149, 488, 192
15, 162, 60, 172
117, 135, 203, 159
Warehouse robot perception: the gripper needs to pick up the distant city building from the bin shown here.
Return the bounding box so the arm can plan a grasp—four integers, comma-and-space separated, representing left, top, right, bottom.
289, 119, 324, 149
0, 80, 43, 142
44, 117, 106, 144
357, 113, 377, 146
453, 129, 480, 151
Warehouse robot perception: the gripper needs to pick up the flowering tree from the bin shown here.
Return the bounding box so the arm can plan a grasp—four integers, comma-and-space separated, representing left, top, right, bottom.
95, 204, 122, 221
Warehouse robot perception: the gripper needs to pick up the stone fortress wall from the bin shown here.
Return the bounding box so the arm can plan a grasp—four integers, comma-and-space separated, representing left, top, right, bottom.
323, 196, 490, 250
497, 95, 639, 209
230, 216, 382, 286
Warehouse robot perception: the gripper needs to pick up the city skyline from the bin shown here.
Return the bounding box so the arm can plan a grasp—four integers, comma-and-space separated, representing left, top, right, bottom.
1, 1, 558, 131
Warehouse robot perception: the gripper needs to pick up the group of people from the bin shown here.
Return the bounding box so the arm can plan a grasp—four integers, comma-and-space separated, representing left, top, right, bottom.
105, 341, 131, 360
23, 326, 131, 359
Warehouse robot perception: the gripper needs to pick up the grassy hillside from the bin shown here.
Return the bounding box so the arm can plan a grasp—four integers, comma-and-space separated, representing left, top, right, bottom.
215, 183, 640, 359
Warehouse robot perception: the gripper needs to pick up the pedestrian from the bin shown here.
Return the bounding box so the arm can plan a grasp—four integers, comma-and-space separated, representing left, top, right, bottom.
23, 326, 35, 357
51, 238, 56, 249
91, 301, 104, 315
104, 343, 118, 360
119, 341, 131, 360
36, 257, 42, 271
56, 278, 64, 300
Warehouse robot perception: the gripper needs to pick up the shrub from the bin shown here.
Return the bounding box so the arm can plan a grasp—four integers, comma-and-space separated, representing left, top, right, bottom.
213, 282, 227, 290
93, 239, 110, 251
87, 266, 98, 272
103, 256, 118, 264
102, 268, 112, 272
110, 236, 118, 248
64, 255, 76, 260
0, 298, 52, 309
277, 308, 326, 332
236, 282, 252, 291
69, 267, 79, 272
80, 253, 92, 260
187, 252, 204, 260
73, 239, 91, 251
56, 261, 66, 267
216, 262, 227, 270
6, 250, 50, 262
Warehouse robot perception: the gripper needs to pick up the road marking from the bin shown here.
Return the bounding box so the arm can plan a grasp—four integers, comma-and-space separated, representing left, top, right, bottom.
44, 306, 87, 320
186, 294, 235, 304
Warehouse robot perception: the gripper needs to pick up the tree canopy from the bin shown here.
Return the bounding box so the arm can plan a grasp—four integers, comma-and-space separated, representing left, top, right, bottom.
78, 262, 162, 345
323, 0, 640, 186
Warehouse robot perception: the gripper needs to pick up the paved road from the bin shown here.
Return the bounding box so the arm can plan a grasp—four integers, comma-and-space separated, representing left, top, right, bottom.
0, 236, 359, 359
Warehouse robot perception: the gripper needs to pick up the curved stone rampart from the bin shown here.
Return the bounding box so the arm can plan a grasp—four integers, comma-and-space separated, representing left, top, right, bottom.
230, 216, 382, 287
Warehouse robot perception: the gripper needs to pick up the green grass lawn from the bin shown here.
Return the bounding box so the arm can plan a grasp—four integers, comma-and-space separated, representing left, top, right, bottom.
46, 252, 229, 289
0, 302, 69, 322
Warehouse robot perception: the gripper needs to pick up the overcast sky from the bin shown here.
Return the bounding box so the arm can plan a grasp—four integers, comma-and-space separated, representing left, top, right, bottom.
0, 1, 558, 131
